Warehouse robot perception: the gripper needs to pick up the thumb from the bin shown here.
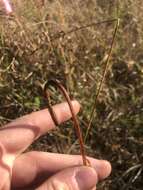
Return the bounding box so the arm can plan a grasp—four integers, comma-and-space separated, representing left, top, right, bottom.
36, 166, 98, 190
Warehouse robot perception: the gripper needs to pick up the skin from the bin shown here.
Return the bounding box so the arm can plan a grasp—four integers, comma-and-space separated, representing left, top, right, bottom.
0, 100, 111, 190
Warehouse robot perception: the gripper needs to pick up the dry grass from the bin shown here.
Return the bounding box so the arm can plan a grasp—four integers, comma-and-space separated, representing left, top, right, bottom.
0, 0, 143, 189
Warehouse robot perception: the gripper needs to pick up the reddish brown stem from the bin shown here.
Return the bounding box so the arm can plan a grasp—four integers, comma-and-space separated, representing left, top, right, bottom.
44, 79, 89, 166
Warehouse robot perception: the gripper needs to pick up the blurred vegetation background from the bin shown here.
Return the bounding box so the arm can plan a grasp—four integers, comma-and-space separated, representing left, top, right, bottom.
0, 0, 143, 189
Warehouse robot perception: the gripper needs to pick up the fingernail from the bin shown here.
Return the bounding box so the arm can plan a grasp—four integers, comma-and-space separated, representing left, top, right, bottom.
75, 167, 97, 190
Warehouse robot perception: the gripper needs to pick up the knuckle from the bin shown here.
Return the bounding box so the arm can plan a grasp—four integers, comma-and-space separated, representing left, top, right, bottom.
48, 179, 70, 190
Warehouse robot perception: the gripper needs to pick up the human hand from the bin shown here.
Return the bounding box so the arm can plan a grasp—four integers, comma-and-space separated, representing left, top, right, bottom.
0, 100, 111, 190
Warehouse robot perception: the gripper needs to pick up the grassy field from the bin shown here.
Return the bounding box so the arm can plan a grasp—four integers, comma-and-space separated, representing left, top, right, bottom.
0, 0, 143, 189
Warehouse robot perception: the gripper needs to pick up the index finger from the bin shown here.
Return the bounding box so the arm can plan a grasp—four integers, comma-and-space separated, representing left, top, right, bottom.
0, 101, 80, 155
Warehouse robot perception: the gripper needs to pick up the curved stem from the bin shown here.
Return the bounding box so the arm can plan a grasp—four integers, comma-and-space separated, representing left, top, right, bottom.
44, 79, 88, 166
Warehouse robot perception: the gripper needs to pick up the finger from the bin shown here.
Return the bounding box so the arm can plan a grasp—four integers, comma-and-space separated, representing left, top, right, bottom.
4, 100, 80, 134
12, 151, 111, 188
36, 166, 97, 190
0, 101, 80, 155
